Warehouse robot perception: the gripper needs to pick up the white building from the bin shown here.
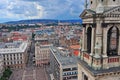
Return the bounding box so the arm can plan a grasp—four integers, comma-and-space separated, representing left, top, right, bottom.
0, 54, 4, 77
50, 46, 78, 80
35, 42, 52, 67
0, 41, 28, 69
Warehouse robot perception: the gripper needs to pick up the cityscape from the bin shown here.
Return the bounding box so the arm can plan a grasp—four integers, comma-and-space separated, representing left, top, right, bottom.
0, 0, 120, 80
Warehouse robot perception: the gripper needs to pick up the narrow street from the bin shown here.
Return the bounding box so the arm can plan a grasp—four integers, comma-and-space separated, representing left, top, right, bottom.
27, 40, 35, 68
9, 40, 48, 80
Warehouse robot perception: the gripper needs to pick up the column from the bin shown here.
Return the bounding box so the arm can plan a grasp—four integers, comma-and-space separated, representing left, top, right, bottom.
103, 28, 108, 57
118, 35, 120, 55
94, 21, 102, 57
81, 25, 86, 60
90, 27, 95, 55
102, 28, 108, 69
82, 27, 86, 51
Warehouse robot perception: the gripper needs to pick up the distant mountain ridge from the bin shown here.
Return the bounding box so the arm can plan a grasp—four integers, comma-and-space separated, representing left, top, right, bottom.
4, 19, 82, 24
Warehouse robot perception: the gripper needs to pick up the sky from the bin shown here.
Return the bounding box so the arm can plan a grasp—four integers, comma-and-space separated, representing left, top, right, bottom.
0, 0, 85, 23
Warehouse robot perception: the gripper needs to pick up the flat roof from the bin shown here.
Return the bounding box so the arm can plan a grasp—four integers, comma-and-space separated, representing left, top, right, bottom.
0, 42, 28, 54
50, 46, 77, 67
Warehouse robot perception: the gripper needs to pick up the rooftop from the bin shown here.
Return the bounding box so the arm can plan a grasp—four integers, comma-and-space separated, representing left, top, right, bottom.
50, 46, 77, 67
78, 58, 120, 76
0, 41, 28, 54
70, 45, 80, 49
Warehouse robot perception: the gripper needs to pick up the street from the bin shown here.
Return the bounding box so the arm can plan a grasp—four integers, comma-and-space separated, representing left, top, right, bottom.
9, 40, 48, 80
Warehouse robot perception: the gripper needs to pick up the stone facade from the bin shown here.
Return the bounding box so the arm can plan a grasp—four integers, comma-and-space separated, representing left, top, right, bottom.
0, 55, 4, 77
78, 0, 120, 80
0, 42, 28, 69
35, 42, 51, 67
89, 0, 120, 11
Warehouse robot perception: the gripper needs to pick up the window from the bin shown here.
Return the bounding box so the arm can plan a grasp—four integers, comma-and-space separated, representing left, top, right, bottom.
84, 74, 88, 80
87, 27, 92, 53
11, 62, 12, 65
72, 67, 77, 70
63, 68, 71, 71
82, 72, 88, 80
113, 0, 115, 2
91, 1, 93, 4
107, 27, 119, 56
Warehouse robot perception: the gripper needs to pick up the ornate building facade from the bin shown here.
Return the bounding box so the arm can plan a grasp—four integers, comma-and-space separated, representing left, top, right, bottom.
78, 0, 120, 80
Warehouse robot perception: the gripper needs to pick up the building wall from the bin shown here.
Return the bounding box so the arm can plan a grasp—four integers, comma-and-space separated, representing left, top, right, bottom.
79, 1, 120, 80
89, 0, 120, 11
2, 52, 27, 69
50, 49, 61, 80
50, 47, 78, 80
78, 63, 95, 80
99, 75, 120, 80
0, 55, 4, 77
78, 63, 120, 80
62, 66, 77, 80
35, 44, 50, 67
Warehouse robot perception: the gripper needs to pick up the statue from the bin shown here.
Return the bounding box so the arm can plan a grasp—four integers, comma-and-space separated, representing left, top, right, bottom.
85, 0, 89, 9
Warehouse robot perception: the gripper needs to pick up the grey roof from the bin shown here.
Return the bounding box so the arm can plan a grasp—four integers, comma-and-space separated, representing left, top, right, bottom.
0, 42, 21, 48
50, 46, 77, 67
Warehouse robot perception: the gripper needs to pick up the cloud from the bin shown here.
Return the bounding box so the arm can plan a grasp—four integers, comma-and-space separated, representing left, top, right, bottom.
0, 0, 45, 21
0, 0, 85, 22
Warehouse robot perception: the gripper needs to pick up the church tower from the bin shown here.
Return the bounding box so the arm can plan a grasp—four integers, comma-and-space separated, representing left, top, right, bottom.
78, 0, 120, 80
89, 0, 120, 11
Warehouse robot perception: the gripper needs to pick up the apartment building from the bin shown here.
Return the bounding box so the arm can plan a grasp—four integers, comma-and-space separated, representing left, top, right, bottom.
0, 41, 28, 69
35, 42, 52, 67
50, 46, 78, 80
0, 54, 4, 77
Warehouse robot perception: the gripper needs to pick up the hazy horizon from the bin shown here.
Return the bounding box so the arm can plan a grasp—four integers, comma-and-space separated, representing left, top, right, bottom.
0, 0, 85, 23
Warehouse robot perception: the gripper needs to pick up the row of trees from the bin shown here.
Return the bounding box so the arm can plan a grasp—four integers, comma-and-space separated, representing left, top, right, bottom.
0, 68, 12, 80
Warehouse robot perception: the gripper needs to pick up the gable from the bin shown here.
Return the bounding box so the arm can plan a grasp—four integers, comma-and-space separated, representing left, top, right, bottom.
80, 9, 96, 18
104, 6, 120, 16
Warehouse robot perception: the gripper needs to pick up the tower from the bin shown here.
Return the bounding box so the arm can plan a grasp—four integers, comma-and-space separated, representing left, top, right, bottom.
78, 0, 120, 80
89, 0, 120, 11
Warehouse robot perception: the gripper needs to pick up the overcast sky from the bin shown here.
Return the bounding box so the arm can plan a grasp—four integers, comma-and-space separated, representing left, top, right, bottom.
0, 0, 85, 23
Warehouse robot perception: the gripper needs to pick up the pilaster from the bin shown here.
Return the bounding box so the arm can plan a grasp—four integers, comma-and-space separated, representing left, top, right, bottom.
82, 27, 86, 52
102, 26, 108, 57
118, 34, 120, 55
90, 27, 95, 56
95, 21, 102, 56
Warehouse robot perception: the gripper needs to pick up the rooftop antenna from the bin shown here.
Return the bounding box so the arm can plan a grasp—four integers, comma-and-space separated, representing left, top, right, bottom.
85, 0, 89, 9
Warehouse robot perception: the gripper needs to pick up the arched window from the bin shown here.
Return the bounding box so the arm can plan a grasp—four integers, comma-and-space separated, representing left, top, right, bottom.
87, 27, 92, 53
107, 27, 119, 56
